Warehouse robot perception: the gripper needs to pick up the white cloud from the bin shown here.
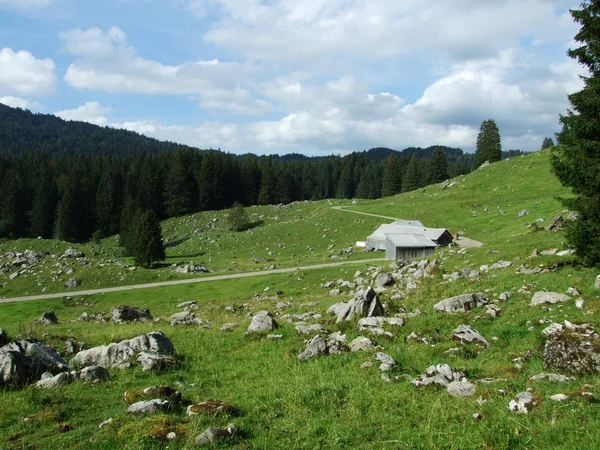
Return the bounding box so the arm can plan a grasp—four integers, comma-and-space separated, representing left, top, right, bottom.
0, 48, 56, 96
0, 96, 42, 109
55, 102, 112, 126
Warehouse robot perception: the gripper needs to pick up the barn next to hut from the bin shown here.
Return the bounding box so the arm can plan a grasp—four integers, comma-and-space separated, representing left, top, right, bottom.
365, 220, 453, 260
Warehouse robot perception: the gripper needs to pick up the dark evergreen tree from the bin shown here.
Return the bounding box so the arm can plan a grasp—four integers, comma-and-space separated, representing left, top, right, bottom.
541, 137, 555, 149
475, 119, 502, 166
258, 158, 278, 205
30, 165, 58, 238
198, 151, 224, 211
163, 149, 197, 216
119, 196, 136, 256
129, 208, 165, 268
428, 148, 449, 184
551, 0, 600, 266
356, 163, 381, 199
402, 155, 422, 193
227, 202, 250, 231
241, 155, 261, 205
0, 169, 27, 237
95, 171, 123, 237
381, 153, 403, 197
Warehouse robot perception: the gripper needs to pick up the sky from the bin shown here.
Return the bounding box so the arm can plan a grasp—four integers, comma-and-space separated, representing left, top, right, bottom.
0, 0, 587, 155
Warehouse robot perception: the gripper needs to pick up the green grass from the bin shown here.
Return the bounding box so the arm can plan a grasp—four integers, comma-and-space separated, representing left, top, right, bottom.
1, 150, 600, 449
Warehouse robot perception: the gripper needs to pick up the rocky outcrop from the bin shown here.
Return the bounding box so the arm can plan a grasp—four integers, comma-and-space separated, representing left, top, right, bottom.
433, 293, 490, 314
543, 322, 600, 374
72, 332, 174, 368
530, 292, 570, 306
412, 364, 465, 388
0, 339, 69, 385
298, 335, 328, 361
170, 311, 210, 327
36, 371, 75, 388
246, 311, 278, 334
327, 287, 384, 322
452, 325, 489, 347
110, 306, 152, 323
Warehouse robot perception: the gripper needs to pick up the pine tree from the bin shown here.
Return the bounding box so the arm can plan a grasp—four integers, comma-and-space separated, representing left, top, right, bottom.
163, 150, 197, 217
241, 154, 262, 205
551, 0, 600, 266
402, 155, 422, 193
428, 148, 449, 184
0, 169, 27, 237
30, 166, 58, 238
129, 208, 165, 268
119, 196, 136, 256
258, 158, 278, 205
541, 137, 555, 150
475, 119, 502, 166
96, 171, 123, 238
381, 153, 403, 197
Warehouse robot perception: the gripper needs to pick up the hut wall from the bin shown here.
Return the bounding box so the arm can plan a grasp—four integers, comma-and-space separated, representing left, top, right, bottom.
394, 247, 435, 260
367, 238, 386, 251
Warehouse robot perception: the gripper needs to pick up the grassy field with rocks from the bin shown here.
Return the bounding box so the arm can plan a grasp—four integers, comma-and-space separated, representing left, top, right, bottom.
1, 149, 600, 449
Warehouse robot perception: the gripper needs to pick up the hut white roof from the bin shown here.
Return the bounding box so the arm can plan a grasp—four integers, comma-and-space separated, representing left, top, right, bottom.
367, 224, 447, 242
392, 219, 425, 228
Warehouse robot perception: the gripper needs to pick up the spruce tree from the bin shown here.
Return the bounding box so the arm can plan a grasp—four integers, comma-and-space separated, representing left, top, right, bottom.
258, 158, 278, 205
428, 148, 449, 184
541, 137, 555, 150
551, 0, 600, 266
0, 169, 27, 237
241, 154, 262, 205
227, 202, 250, 232
119, 196, 136, 256
129, 208, 165, 268
30, 166, 58, 238
402, 155, 422, 193
96, 171, 123, 238
381, 153, 403, 197
475, 119, 502, 166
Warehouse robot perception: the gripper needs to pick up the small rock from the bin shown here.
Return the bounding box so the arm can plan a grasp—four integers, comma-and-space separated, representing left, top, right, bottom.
246, 310, 277, 333
550, 394, 569, 402
452, 325, 489, 347
375, 352, 396, 372
348, 336, 375, 352
447, 380, 476, 397
79, 366, 110, 383
187, 400, 234, 416
434, 293, 491, 314
32, 311, 58, 325
517, 209, 529, 218
136, 352, 177, 371
127, 399, 170, 414
508, 392, 536, 414
64, 278, 82, 288
195, 424, 236, 447
36, 372, 74, 389
595, 275, 600, 290
99, 418, 113, 428
298, 335, 328, 361
530, 292, 570, 306
295, 324, 326, 335
110, 306, 152, 323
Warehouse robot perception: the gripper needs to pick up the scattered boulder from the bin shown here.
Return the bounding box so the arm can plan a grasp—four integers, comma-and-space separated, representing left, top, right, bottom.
508, 392, 536, 414
137, 352, 178, 371
0, 329, 6, 346
298, 335, 328, 361
72, 331, 174, 368
433, 293, 491, 314
498, 291, 512, 302
328, 287, 384, 322
595, 275, 600, 290
348, 336, 376, 352
170, 311, 210, 327
79, 366, 109, 383
247, 311, 277, 334
543, 322, 600, 374
36, 371, 75, 389
452, 325, 489, 347
530, 292, 570, 306
0, 340, 70, 385
375, 352, 396, 372
127, 399, 170, 414
195, 424, 236, 447
65, 278, 82, 288
528, 373, 574, 383
447, 380, 476, 397
413, 364, 464, 388
32, 311, 58, 325
175, 262, 208, 274
550, 394, 569, 402
375, 272, 394, 289
326, 331, 347, 354
546, 214, 564, 231
176, 301, 198, 309
110, 306, 152, 323
187, 400, 234, 416
62, 248, 85, 258
517, 209, 529, 218
295, 324, 326, 335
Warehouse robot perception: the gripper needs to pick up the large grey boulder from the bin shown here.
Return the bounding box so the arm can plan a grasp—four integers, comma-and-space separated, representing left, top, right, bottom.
298, 335, 328, 361
447, 380, 476, 397
79, 366, 110, 383
375, 272, 394, 289
127, 399, 170, 414
0, 339, 69, 385
72, 332, 174, 368
0, 329, 7, 346
195, 424, 236, 446
543, 322, 600, 374
36, 371, 75, 388
328, 287, 384, 322
65, 278, 82, 288
110, 306, 152, 323
433, 293, 490, 314
530, 292, 570, 306
32, 311, 58, 325
247, 311, 277, 334
452, 325, 489, 347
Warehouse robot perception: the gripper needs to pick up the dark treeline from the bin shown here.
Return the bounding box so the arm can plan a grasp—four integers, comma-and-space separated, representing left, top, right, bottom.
0, 104, 526, 242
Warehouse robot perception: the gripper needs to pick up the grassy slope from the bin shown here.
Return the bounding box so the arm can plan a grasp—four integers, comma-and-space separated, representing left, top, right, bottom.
1, 150, 600, 449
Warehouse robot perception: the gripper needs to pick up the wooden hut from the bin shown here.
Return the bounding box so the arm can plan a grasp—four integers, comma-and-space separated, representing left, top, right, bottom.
385, 234, 437, 260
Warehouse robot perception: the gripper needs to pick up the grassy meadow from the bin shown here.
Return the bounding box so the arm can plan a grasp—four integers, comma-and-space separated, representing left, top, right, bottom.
1, 149, 600, 449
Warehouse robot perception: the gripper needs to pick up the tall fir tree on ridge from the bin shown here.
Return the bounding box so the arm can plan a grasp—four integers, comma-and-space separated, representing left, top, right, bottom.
551, 0, 600, 266
428, 148, 449, 184
475, 119, 502, 167
402, 155, 422, 193
381, 153, 403, 197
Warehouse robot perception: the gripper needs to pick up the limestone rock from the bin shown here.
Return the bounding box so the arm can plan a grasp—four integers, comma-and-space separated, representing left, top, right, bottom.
79, 366, 110, 383
375, 272, 394, 289
328, 287, 384, 322
32, 311, 58, 325
517, 209, 529, 218
137, 352, 177, 371
247, 311, 277, 333
348, 336, 375, 352
298, 335, 328, 361
0, 339, 69, 385
543, 323, 600, 374
295, 324, 326, 335
195, 424, 236, 446
175, 262, 208, 274
452, 325, 489, 347
546, 214, 564, 231
187, 400, 234, 416
447, 380, 476, 397
110, 306, 152, 323
375, 352, 396, 372
433, 293, 490, 314
530, 292, 570, 306
170, 311, 210, 327
62, 248, 85, 258
413, 364, 464, 388
529, 373, 573, 383
65, 278, 82, 288
551, 394, 569, 402
72, 331, 174, 368
595, 275, 600, 290
127, 399, 170, 414
326, 331, 347, 354
36, 371, 74, 388
508, 392, 536, 414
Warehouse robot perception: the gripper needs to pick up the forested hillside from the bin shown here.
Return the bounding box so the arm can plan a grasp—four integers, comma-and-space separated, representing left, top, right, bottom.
0, 104, 523, 242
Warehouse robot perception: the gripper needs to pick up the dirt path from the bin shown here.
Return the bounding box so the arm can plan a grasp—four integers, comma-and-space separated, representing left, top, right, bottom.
0, 258, 386, 304
333, 205, 484, 247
